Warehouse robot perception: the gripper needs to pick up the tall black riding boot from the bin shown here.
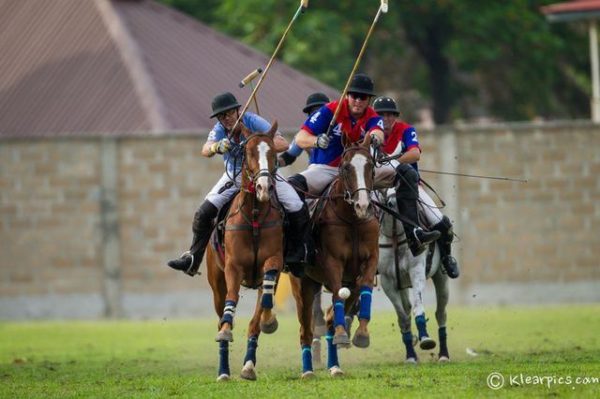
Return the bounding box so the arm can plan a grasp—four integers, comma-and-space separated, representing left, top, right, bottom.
167, 201, 218, 276
432, 216, 460, 278
395, 165, 440, 257
285, 204, 313, 277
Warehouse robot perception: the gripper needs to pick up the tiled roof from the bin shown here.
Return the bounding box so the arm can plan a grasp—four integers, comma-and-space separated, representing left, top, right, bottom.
541, 0, 600, 21
0, 0, 338, 138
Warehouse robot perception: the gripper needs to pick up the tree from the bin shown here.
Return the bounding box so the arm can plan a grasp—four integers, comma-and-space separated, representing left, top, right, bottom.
159, 0, 590, 124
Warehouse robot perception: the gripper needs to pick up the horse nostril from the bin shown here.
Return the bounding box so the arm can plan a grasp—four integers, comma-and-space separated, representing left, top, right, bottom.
256, 183, 263, 192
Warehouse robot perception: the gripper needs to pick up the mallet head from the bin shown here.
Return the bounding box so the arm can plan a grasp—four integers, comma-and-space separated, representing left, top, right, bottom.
380, 0, 388, 13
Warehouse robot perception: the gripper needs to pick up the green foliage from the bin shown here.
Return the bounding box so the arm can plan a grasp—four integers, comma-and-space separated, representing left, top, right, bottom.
1, 306, 600, 397
158, 0, 590, 124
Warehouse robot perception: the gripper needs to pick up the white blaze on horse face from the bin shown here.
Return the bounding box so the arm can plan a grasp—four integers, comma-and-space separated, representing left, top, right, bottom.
256, 141, 271, 202
351, 153, 370, 219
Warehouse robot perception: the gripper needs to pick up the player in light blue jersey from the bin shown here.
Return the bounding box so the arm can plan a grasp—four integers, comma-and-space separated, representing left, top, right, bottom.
167, 92, 311, 276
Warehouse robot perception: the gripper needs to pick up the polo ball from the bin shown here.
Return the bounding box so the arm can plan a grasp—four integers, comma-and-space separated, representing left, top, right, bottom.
338, 287, 351, 300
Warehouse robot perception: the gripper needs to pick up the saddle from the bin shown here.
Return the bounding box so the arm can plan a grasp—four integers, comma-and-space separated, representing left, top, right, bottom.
208, 191, 292, 283
209, 198, 235, 268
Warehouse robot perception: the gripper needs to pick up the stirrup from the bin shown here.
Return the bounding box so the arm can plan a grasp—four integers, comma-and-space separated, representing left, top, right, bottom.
181, 251, 201, 277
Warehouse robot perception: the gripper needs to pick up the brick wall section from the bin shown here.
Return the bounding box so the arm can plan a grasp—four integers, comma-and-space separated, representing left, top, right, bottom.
1, 124, 599, 311
0, 141, 103, 296
454, 125, 600, 285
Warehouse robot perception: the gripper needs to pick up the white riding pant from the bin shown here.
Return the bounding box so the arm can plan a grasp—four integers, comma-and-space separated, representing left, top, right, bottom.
300, 163, 397, 196
417, 185, 443, 227
205, 171, 304, 212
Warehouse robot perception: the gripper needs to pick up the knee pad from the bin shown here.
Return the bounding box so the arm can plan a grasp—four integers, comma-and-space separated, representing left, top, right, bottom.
395, 164, 419, 186
193, 201, 218, 232
395, 165, 419, 201
288, 174, 308, 200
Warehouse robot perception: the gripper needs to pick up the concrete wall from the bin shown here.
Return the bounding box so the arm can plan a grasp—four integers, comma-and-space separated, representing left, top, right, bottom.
1, 123, 599, 319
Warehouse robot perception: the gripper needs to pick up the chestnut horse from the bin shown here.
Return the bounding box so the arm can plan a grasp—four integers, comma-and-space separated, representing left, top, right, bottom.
205, 123, 284, 382
290, 135, 379, 378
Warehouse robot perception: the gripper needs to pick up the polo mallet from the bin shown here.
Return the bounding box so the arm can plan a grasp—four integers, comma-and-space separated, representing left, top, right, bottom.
239, 68, 263, 114
326, 0, 388, 138
229, 0, 309, 137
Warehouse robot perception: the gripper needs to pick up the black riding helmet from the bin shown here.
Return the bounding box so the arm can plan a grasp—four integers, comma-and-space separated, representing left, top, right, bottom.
347, 73, 375, 96
210, 92, 241, 118
303, 92, 330, 114
373, 96, 399, 115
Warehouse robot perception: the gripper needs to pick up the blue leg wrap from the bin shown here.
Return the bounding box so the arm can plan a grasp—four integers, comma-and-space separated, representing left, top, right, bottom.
301, 345, 313, 373
218, 340, 230, 376
402, 331, 417, 359
358, 286, 373, 321
333, 299, 345, 328
261, 270, 277, 309
243, 336, 258, 365
415, 314, 429, 340
325, 333, 339, 369
220, 300, 236, 327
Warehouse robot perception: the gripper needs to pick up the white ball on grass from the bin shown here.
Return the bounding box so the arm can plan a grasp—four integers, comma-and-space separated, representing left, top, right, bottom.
338, 287, 351, 300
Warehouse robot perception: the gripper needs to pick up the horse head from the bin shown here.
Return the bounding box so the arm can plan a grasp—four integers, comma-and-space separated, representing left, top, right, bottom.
339, 133, 375, 219
241, 121, 278, 203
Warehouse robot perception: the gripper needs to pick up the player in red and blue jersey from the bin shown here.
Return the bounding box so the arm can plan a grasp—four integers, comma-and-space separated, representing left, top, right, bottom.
288, 73, 439, 256
374, 96, 459, 278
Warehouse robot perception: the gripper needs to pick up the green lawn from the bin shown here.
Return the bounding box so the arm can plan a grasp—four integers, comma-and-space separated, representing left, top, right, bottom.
1, 305, 599, 398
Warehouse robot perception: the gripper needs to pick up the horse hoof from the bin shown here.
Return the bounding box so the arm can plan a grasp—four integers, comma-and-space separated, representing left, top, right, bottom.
301, 371, 315, 379
405, 357, 417, 364
438, 355, 450, 363
216, 374, 230, 382
329, 366, 344, 377
215, 330, 234, 342
332, 332, 350, 348
419, 337, 436, 350
260, 317, 278, 334
351, 332, 370, 348
240, 361, 257, 381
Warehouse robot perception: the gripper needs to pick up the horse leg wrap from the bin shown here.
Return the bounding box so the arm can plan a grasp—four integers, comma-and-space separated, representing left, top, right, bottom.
243, 336, 258, 366
333, 299, 345, 328
415, 314, 429, 340
261, 270, 277, 309
439, 327, 449, 358
402, 331, 417, 360
301, 344, 313, 373
358, 286, 373, 321
325, 333, 340, 369
220, 300, 236, 328
218, 340, 230, 377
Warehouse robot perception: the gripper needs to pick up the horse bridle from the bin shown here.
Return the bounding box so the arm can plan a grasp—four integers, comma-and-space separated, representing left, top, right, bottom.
241, 134, 276, 194
339, 145, 376, 206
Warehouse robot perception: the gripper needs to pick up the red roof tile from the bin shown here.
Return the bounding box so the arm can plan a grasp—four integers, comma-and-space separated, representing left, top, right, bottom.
541, 0, 600, 15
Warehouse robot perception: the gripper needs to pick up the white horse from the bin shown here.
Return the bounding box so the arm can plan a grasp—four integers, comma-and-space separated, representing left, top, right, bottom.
377, 188, 450, 363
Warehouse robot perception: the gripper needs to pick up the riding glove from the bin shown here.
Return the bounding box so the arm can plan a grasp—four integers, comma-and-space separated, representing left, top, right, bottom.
210, 138, 231, 155
316, 134, 330, 149
369, 132, 382, 148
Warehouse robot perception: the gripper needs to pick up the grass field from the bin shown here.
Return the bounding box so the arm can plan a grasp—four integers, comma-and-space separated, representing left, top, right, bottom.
1, 305, 599, 398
